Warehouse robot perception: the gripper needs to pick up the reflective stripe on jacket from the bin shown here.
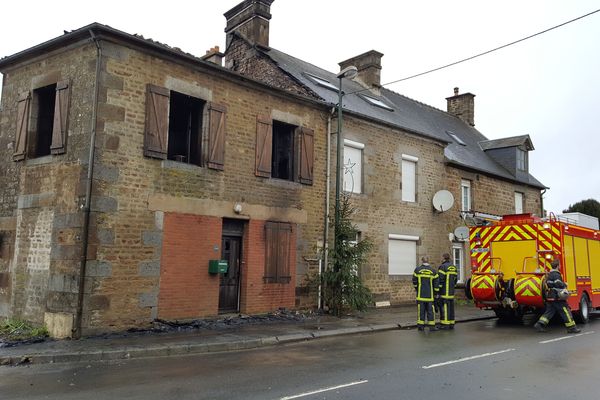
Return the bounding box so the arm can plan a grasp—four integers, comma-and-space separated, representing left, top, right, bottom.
413, 263, 439, 301
438, 261, 458, 299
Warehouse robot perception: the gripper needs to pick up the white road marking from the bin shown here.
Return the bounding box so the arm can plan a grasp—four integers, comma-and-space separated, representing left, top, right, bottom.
422, 348, 516, 369
539, 330, 594, 344
280, 380, 369, 400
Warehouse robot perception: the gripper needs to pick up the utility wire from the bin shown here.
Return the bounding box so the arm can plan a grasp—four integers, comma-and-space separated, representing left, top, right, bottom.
348, 8, 600, 95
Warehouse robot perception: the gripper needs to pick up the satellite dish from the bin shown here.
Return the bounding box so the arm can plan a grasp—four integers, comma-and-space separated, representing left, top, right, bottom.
454, 226, 470, 241
433, 190, 454, 212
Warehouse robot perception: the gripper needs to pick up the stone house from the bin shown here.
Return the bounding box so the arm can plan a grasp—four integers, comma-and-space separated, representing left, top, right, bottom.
0, 0, 544, 336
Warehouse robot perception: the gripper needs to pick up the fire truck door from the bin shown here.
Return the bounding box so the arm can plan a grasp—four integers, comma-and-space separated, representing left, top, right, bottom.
490, 240, 537, 280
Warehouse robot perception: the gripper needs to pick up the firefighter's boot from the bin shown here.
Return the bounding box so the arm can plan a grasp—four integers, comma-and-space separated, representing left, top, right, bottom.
567, 326, 581, 334
534, 322, 546, 332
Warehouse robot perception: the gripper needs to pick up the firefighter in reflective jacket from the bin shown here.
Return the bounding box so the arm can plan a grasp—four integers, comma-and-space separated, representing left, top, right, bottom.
413, 256, 439, 331
534, 259, 581, 334
438, 253, 458, 329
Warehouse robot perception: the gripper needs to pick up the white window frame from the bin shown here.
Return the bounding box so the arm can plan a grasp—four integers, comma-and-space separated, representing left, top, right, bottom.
388, 234, 419, 275
461, 179, 471, 212
343, 139, 364, 194
452, 244, 465, 283
401, 154, 418, 202
516, 148, 527, 171
515, 191, 524, 214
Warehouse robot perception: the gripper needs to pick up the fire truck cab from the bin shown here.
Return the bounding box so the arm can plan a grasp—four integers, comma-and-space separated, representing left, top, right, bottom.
465, 213, 600, 322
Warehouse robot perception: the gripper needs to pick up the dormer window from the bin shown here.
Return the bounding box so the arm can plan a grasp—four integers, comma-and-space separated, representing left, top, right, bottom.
516, 148, 527, 171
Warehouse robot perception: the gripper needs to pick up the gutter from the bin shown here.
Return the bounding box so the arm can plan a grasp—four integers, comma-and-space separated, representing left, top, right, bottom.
74, 30, 101, 339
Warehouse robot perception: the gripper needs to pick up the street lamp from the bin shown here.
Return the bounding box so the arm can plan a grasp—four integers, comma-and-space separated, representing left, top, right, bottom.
334, 65, 358, 268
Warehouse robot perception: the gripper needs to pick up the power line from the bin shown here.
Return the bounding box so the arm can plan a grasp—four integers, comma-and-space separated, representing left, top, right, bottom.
348, 8, 600, 95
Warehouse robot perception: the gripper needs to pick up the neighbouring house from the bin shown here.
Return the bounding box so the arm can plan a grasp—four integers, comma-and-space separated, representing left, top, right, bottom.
0, 0, 545, 336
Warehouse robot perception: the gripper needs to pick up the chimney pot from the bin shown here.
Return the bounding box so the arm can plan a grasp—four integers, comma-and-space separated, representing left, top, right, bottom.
446, 87, 476, 126
338, 50, 384, 95
224, 0, 274, 49
202, 45, 225, 66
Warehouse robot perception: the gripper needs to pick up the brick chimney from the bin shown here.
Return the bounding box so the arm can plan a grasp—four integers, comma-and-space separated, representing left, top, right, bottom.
446, 87, 475, 126
338, 50, 383, 94
202, 46, 224, 66
224, 0, 274, 49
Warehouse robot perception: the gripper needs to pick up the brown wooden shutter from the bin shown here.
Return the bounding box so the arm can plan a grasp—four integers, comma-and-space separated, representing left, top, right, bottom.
298, 127, 314, 185
207, 102, 227, 170
277, 223, 292, 283
50, 80, 71, 155
13, 91, 31, 161
264, 222, 278, 282
255, 115, 272, 177
144, 84, 170, 159
264, 222, 292, 284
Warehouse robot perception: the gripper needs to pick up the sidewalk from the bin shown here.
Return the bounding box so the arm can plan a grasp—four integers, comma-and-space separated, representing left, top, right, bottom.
0, 304, 495, 366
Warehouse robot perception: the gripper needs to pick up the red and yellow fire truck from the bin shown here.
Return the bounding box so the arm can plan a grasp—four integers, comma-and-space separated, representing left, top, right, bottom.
465, 213, 600, 322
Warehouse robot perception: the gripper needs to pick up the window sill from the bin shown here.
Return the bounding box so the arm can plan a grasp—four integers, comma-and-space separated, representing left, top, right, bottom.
388, 274, 413, 281
161, 159, 203, 172
262, 178, 302, 189
25, 155, 54, 166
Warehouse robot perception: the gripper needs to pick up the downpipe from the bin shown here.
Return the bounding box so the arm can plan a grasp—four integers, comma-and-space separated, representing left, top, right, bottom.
74, 30, 101, 339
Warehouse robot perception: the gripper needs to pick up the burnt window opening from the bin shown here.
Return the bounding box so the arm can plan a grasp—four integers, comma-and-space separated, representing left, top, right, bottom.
168, 91, 206, 166
30, 84, 57, 158
272, 120, 296, 181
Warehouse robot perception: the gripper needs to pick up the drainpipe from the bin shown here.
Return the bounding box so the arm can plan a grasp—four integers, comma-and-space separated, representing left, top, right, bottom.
74, 30, 101, 338
321, 108, 335, 309
540, 188, 547, 217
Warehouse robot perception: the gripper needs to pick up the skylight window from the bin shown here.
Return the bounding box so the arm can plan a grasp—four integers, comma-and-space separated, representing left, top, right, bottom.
360, 94, 394, 111
304, 73, 338, 91
446, 131, 466, 146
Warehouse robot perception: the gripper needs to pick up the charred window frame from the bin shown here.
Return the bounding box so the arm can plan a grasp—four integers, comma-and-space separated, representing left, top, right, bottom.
143, 84, 227, 170
13, 81, 70, 161
264, 222, 292, 284
167, 91, 205, 165
271, 120, 297, 181
254, 116, 314, 184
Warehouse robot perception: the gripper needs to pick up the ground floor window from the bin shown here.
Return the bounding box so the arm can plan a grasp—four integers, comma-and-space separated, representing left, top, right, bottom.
388, 234, 419, 275
452, 244, 464, 283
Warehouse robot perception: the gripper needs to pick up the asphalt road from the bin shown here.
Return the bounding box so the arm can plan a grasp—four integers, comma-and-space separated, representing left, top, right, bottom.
1, 317, 598, 400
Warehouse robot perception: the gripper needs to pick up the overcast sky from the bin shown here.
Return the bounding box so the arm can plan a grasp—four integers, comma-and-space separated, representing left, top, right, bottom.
1, 1, 598, 215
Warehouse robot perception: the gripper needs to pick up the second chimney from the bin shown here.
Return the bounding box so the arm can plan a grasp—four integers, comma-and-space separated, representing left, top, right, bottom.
224, 0, 274, 49
446, 87, 475, 126
338, 50, 384, 94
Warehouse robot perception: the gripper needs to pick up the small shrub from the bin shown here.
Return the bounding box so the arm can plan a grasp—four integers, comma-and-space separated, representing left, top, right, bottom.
0, 319, 48, 341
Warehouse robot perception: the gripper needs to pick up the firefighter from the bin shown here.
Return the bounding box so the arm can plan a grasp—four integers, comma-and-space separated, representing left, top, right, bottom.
438, 253, 458, 329
534, 259, 581, 334
413, 256, 439, 331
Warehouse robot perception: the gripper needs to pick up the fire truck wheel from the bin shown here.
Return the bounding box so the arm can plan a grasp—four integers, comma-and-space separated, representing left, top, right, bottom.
576, 293, 590, 324
464, 278, 473, 300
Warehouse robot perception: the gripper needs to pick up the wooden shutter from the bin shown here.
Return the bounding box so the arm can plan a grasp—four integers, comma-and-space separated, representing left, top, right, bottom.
264, 222, 292, 284
50, 80, 71, 155
13, 91, 31, 161
255, 115, 272, 177
207, 102, 227, 170
276, 223, 292, 283
144, 84, 170, 159
298, 127, 314, 185
264, 222, 278, 282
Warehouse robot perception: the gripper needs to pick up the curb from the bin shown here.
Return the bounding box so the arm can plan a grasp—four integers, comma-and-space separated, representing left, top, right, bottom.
0, 315, 495, 366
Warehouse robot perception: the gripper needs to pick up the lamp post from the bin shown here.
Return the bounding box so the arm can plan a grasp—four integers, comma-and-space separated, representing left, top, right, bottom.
333, 66, 358, 268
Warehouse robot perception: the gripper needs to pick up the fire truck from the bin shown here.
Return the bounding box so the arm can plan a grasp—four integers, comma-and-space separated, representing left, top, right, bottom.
465, 213, 600, 323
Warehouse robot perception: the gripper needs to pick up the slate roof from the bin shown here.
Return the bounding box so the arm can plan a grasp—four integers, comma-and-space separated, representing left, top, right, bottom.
261, 47, 545, 189
479, 135, 534, 151
0, 22, 545, 189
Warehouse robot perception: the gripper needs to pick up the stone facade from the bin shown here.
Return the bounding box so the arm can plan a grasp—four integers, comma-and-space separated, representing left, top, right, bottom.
0, 21, 544, 334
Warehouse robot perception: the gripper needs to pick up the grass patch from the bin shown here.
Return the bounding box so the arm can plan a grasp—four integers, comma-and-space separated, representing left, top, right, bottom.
0, 319, 48, 341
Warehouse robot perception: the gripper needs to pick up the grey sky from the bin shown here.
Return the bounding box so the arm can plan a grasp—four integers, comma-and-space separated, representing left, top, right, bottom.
1, 0, 598, 214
